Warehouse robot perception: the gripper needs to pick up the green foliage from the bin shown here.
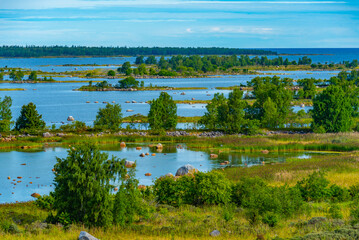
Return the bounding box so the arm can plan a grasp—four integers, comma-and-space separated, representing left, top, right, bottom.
1, 221, 21, 234
145, 56, 157, 65
59, 121, 87, 132
296, 171, 330, 202
328, 204, 343, 219
233, 178, 303, 224
312, 85, 354, 132
113, 168, 147, 226
28, 71, 38, 81
199, 93, 226, 130
222, 203, 235, 222
199, 89, 259, 134
154, 171, 232, 207
329, 184, 350, 202
95, 80, 110, 88
0, 96, 12, 132
117, 61, 131, 74
107, 70, 116, 77
351, 198, 359, 223
15, 102, 45, 132
249, 76, 293, 128
148, 92, 177, 130
35, 194, 54, 211
117, 76, 139, 89
349, 184, 359, 199
9, 70, 24, 81
297, 78, 318, 99
52, 144, 127, 227
94, 103, 123, 131
262, 212, 280, 227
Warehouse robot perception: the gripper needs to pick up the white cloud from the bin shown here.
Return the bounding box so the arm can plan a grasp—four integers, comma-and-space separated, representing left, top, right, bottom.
186, 26, 274, 34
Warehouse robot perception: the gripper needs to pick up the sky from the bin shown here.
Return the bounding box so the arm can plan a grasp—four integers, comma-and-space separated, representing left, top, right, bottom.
0, 0, 359, 48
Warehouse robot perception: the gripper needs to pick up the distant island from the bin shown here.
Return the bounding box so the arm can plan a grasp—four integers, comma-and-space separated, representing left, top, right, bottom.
0, 46, 277, 58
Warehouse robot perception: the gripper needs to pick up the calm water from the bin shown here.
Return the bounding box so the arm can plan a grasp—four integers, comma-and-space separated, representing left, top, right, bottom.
0, 74, 314, 127
1, 48, 359, 72
0, 144, 331, 203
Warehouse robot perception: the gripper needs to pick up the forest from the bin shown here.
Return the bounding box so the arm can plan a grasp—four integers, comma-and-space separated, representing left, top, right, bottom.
0, 46, 277, 57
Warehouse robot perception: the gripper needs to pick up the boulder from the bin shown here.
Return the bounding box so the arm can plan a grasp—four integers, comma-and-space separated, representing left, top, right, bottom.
31, 193, 41, 198
136, 147, 142, 150
120, 142, 126, 148
210, 154, 218, 158
261, 150, 269, 154
140, 153, 145, 157
67, 116, 75, 121
145, 153, 149, 155
56, 133, 65, 137
165, 173, 174, 177
79, 231, 99, 240
175, 164, 198, 176
126, 109, 134, 112
125, 160, 135, 168
145, 173, 152, 176
210, 230, 220, 237
151, 153, 156, 156
43, 132, 52, 138
156, 143, 163, 149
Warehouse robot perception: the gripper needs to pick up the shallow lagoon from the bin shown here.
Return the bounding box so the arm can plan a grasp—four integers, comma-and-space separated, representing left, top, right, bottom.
0, 71, 321, 126
0, 144, 333, 203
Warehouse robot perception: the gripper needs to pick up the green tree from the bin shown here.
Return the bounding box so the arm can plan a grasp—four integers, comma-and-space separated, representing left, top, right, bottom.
0, 72, 3, 80
135, 56, 144, 64
145, 56, 157, 65
117, 77, 139, 89
297, 78, 317, 99
107, 70, 116, 77
217, 89, 248, 133
9, 70, 24, 81
53, 144, 126, 227
199, 93, 226, 130
261, 97, 278, 128
94, 103, 123, 131
28, 71, 38, 81
15, 102, 45, 131
113, 168, 143, 226
137, 64, 148, 75
312, 85, 353, 133
249, 76, 293, 128
148, 92, 177, 130
117, 62, 131, 74
0, 96, 12, 132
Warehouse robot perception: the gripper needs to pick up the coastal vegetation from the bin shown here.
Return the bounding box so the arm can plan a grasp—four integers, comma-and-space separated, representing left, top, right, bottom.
0, 46, 276, 57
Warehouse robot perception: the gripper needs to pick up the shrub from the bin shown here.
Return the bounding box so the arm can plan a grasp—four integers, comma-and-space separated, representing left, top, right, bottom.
222, 203, 235, 222
35, 194, 54, 210
329, 184, 350, 202
154, 171, 231, 206
193, 171, 232, 205
328, 204, 343, 219
296, 171, 330, 202
262, 212, 280, 227
349, 184, 359, 199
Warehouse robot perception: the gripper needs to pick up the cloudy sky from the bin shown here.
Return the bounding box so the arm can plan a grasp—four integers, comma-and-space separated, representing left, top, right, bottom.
0, 0, 358, 47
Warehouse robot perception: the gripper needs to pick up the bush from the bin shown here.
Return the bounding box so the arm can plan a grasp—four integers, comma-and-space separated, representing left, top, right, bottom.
329, 184, 350, 202
154, 171, 231, 206
222, 203, 235, 222
349, 184, 359, 199
262, 212, 280, 227
233, 178, 303, 224
193, 171, 232, 205
35, 194, 54, 210
296, 171, 330, 202
328, 204, 343, 219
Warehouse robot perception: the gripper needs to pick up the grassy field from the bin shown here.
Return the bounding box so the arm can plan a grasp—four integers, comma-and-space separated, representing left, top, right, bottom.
1, 133, 359, 239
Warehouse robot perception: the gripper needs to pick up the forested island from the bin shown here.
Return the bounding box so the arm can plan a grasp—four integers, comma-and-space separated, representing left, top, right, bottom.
0, 46, 276, 58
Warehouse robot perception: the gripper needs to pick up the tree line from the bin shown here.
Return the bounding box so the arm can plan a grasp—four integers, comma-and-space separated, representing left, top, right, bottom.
0, 46, 276, 58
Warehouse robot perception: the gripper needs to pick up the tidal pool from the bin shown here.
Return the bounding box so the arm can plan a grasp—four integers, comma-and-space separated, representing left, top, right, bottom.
0, 144, 333, 203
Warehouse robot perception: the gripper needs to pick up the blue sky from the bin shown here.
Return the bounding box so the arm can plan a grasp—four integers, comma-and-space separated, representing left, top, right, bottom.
1, 0, 359, 47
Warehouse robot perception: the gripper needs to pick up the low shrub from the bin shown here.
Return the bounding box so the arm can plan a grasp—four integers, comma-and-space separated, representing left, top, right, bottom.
296, 171, 330, 202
